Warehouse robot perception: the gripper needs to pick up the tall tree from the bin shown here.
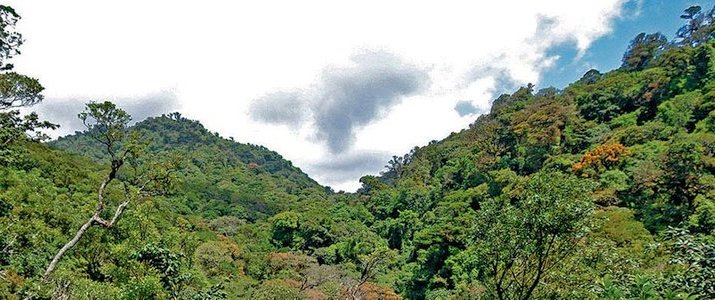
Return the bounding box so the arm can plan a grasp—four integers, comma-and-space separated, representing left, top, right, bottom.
676, 5, 715, 46
380, 148, 416, 184
0, 5, 43, 109
43, 101, 179, 277
0, 5, 55, 165
622, 32, 669, 70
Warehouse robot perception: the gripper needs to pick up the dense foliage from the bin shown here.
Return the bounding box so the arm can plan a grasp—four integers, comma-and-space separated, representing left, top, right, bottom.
2, 4, 715, 300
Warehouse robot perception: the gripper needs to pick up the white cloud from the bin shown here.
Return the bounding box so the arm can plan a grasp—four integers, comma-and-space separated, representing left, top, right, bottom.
6, 0, 631, 191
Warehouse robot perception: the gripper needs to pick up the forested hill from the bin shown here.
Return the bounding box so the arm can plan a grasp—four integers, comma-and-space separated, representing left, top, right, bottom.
51, 113, 327, 220
349, 7, 715, 298
2, 4, 715, 300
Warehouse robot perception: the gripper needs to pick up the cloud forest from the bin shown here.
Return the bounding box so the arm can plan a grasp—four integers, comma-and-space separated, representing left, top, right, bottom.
1, 3, 715, 300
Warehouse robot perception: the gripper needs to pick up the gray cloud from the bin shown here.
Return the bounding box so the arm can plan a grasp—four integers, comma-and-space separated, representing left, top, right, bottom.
250, 50, 429, 153
35, 90, 180, 137
314, 52, 429, 153
454, 100, 480, 117
249, 91, 307, 127
308, 151, 391, 186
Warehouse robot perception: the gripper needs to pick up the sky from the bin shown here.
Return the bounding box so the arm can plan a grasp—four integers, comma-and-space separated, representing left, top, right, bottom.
5, 0, 711, 191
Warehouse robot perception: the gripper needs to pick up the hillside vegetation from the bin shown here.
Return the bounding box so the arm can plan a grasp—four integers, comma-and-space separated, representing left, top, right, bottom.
1, 4, 715, 300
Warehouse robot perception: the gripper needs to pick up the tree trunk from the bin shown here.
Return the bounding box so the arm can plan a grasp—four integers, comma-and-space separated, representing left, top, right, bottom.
43, 175, 121, 279
42, 200, 129, 279
43, 214, 95, 277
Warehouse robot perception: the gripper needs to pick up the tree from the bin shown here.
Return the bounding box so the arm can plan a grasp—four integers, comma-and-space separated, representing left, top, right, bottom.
0, 5, 23, 71
0, 72, 44, 110
43, 101, 179, 277
193, 239, 241, 277
0, 5, 43, 109
0, 110, 56, 165
380, 149, 415, 183
572, 143, 631, 176
265, 252, 343, 298
470, 172, 594, 300
577, 69, 602, 85
621, 32, 669, 70
134, 243, 192, 299
675, 5, 715, 46
0, 5, 55, 165
344, 247, 397, 300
